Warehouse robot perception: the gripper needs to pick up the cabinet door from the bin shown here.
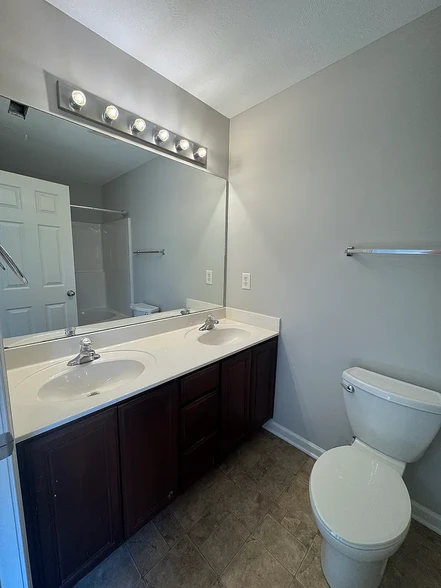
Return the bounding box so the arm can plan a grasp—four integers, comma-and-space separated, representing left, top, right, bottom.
18, 408, 122, 588
220, 349, 251, 456
119, 381, 178, 538
250, 338, 278, 430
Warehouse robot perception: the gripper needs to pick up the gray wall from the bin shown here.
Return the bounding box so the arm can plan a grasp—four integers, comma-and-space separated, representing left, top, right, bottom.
227, 8, 441, 515
103, 157, 226, 311
0, 0, 229, 179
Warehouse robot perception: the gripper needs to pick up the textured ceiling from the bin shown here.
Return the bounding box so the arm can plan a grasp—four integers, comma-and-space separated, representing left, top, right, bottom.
46, 0, 440, 118
0, 96, 156, 186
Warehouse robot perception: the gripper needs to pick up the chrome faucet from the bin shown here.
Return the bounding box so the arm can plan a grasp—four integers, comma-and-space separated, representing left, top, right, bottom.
199, 314, 219, 331
67, 337, 100, 366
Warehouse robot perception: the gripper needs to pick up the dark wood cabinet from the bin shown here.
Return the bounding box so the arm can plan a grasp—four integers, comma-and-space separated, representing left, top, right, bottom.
250, 338, 278, 430
220, 349, 252, 456
17, 337, 278, 588
179, 365, 220, 490
18, 408, 122, 588
118, 381, 178, 538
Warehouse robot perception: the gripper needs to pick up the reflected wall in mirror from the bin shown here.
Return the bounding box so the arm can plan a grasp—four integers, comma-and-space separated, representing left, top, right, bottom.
0, 96, 226, 347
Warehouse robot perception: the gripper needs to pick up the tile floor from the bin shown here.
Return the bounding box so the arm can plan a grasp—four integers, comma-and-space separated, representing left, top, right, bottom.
75, 430, 441, 588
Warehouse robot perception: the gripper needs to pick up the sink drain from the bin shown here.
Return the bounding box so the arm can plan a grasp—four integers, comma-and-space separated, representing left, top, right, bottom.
86, 391, 100, 397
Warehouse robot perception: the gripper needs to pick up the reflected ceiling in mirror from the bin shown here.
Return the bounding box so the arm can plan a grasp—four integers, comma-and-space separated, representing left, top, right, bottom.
0, 96, 226, 347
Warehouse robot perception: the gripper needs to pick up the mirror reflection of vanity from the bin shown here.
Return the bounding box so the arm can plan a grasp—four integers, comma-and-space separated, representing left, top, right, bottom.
0, 95, 227, 347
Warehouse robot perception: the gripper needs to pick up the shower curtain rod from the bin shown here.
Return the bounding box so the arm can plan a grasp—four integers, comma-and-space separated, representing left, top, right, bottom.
70, 204, 128, 217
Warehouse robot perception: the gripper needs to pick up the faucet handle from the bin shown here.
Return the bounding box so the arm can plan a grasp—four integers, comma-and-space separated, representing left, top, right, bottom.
80, 337, 92, 350
208, 314, 219, 324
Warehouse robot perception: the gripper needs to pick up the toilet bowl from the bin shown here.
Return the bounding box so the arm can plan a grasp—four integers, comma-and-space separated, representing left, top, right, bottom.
310, 444, 410, 588
309, 367, 441, 588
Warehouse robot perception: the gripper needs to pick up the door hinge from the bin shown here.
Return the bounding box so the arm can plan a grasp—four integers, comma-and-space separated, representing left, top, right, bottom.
0, 432, 14, 460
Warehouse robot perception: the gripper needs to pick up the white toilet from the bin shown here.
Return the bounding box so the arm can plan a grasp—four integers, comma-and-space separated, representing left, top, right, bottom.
309, 367, 441, 588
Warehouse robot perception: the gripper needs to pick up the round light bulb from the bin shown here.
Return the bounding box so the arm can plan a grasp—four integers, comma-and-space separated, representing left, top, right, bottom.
194, 147, 207, 159
70, 90, 86, 110
155, 129, 170, 143
176, 138, 190, 152
103, 105, 119, 122
131, 118, 146, 133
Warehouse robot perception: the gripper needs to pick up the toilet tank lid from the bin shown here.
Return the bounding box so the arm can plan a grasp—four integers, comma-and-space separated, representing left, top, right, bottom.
342, 368, 441, 414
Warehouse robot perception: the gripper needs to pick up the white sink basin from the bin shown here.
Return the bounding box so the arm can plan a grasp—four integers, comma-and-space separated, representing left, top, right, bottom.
186, 325, 251, 346
14, 350, 155, 403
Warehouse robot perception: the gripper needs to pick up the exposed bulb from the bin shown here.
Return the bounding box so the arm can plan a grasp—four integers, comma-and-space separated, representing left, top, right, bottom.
176, 138, 190, 152
194, 147, 207, 159
103, 105, 119, 122
131, 118, 146, 133
70, 90, 86, 110
155, 129, 170, 143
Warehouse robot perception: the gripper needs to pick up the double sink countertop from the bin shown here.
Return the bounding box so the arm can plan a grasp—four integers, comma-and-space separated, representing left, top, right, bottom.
6, 309, 279, 443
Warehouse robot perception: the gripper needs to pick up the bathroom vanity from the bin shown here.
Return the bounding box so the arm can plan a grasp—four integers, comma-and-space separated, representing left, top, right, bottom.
10, 316, 278, 588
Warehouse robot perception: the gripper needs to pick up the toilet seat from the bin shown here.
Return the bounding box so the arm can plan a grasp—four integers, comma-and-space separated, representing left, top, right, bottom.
310, 446, 411, 551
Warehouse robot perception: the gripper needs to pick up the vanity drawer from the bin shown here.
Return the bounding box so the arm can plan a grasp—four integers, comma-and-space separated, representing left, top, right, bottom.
180, 433, 217, 491
180, 364, 219, 405
181, 391, 218, 450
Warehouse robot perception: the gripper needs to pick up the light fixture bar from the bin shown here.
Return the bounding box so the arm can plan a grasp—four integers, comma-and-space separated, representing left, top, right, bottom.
56, 81, 208, 168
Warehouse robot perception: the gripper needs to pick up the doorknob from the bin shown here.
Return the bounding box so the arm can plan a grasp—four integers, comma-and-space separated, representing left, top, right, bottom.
67, 290, 76, 297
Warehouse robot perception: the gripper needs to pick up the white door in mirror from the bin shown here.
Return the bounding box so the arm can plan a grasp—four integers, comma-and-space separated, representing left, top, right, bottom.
0, 170, 78, 337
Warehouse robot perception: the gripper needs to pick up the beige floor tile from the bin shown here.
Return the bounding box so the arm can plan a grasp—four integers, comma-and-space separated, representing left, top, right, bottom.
145, 535, 216, 588
296, 457, 315, 486
200, 514, 250, 574
257, 461, 294, 499
75, 545, 140, 588
253, 514, 307, 576
398, 519, 441, 572
246, 453, 276, 483
279, 476, 317, 528
222, 442, 262, 473
201, 467, 230, 489
127, 522, 169, 577
221, 537, 292, 588
269, 502, 289, 523
153, 507, 186, 548
222, 476, 274, 532
272, 443, 308, 474
189, 510, 223, 548
296, 535, 329, 588
380, 550, 441, 588
170, 482, 216, 531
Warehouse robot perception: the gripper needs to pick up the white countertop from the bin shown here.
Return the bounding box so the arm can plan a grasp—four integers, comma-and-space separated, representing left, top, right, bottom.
8, 317, 278, 443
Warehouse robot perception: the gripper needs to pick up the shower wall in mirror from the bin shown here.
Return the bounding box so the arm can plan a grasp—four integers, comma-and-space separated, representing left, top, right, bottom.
0, 95, 226, 347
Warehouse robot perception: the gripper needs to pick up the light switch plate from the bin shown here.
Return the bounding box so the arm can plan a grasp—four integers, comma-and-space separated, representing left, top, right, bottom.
206, 269, 213, 285
242, 272, 251, 290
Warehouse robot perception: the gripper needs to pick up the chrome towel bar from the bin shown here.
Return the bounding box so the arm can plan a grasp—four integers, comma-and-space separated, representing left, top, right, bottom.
133, 249, 165, 255
345, 246, 441, 257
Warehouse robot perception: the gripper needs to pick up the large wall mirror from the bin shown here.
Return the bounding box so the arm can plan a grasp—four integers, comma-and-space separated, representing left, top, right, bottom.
0, 95, 227, 347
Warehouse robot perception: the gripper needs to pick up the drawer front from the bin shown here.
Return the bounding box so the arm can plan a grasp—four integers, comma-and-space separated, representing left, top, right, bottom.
180, 433, 217, 491
180, 364, 219, 405
181, 391, 218, 450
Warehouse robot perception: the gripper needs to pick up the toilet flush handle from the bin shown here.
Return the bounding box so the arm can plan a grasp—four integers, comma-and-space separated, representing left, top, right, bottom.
342, 383, 354, 393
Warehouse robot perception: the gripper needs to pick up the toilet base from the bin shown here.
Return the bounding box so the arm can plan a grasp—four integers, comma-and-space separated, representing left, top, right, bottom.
321, 540, 388, 588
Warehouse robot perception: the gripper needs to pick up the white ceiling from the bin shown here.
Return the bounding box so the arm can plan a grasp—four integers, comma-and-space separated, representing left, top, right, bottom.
0, 96, 156, 186
47, 0, 440, 118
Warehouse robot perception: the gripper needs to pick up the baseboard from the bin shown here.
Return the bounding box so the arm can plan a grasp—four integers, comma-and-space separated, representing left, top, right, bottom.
263, 419, 441, 536
263, 419, 325, 460
411, 501, 441, 536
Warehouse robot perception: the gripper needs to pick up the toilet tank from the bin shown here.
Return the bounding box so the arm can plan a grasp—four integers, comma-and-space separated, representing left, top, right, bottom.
342, 368, 441, 463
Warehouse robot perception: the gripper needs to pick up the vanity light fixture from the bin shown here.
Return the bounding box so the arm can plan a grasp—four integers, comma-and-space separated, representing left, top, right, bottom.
131, 118, 146, 134
194, 147, 207, 159
176, 138, 190, 152
103, 105, 119, 123
57, 81, 208, 168
70, 90, 86, 110
155, 129, 170, 143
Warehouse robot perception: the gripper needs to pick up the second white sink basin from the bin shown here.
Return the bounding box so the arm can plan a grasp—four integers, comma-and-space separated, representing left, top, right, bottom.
186, 325, 251, 346
13, 350, 155, 403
